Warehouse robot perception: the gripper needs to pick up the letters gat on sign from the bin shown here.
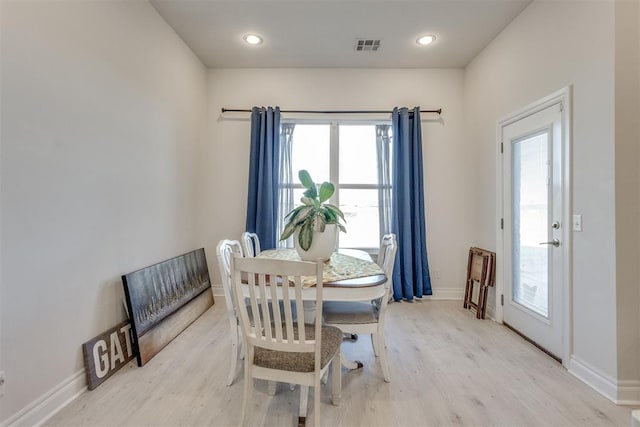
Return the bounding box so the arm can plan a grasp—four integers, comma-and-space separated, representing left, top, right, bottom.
82, 320, 135, 390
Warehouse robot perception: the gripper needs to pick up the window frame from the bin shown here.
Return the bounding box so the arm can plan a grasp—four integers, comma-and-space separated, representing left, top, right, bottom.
281, 117, 392, 253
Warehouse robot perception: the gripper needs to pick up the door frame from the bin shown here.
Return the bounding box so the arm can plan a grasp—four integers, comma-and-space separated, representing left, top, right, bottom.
495, 86, 572, 367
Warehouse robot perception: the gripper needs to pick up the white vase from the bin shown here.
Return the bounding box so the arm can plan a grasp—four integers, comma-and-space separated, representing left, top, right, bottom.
294, 224, 338, 262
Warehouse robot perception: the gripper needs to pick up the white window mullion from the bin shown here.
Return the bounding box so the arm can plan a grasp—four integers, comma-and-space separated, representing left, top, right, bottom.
329, 121, 340, 203
330, 122, 340, 245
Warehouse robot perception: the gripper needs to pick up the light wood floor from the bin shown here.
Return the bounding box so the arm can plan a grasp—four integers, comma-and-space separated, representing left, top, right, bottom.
46, 300, 636, 426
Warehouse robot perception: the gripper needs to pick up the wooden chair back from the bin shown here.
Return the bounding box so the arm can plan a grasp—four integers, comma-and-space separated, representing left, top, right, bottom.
241, 232, 261, 258
216, 239, 244, 318
377, 233, 398, 307
231, 256, 323, 355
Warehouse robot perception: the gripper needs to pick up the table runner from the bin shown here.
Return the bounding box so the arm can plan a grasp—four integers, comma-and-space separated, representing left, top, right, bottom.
257, 249, 384, 288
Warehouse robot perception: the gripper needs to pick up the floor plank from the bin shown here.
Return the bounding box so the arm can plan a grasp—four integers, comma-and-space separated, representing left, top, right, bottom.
45, 300, 636, 426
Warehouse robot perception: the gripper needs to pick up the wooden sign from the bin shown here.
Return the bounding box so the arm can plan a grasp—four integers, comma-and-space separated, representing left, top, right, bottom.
82, 320, 135, 390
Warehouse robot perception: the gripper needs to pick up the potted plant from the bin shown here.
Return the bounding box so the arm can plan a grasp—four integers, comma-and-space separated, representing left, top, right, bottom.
280, 170, 346, 261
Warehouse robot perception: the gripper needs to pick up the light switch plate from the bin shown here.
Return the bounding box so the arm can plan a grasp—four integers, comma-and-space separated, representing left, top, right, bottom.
572, 214, 583, 232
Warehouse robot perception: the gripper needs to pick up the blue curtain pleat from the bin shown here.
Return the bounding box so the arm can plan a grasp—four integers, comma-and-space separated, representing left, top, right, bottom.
391, 107, 432, 300
246, 106, 281, 250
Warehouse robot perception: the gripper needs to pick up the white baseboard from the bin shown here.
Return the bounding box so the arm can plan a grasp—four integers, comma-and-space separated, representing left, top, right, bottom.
485, 304, 496, 321
616, 379, 640, 405
211, 283, 224, 297
568, 356, 640, 404
568, 356, 618, 402
2, 370, 87, 427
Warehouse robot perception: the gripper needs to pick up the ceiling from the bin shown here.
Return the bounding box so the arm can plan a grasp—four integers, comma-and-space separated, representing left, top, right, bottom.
150, 0, 532, 69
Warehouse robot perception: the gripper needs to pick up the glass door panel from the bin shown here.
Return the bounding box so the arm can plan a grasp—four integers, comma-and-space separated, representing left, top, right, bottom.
512, 131, 549, 318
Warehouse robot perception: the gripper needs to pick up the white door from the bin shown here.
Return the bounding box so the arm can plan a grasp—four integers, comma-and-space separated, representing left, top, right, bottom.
501, 100, 566, 361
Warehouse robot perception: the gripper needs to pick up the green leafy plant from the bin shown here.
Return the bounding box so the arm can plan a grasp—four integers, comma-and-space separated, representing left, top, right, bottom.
279, 170, 346, 251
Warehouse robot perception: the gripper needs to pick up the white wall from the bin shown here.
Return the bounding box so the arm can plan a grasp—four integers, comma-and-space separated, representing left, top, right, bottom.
465, 0, 640, 401
0, 1, 207, 423
201, 68, 468, 299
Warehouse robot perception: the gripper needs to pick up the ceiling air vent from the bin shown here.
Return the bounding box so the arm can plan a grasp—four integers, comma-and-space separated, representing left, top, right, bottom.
355, 39, 381, 52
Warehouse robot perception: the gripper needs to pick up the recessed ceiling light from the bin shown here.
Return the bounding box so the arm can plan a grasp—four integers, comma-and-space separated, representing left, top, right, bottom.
416, 35, 436, 46
243, 34, 263, 45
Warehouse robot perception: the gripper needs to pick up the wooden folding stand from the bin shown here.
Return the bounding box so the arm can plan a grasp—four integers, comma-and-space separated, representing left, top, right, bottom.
463, 247, 496, 319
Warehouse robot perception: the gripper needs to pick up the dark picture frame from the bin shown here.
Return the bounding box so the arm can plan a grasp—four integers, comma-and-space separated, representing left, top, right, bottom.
122, 248, 213, 366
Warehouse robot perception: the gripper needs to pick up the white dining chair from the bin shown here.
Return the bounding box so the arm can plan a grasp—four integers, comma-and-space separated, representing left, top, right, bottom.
231, 256, 342, 427
322, 233, 398, 382
241, 232, 261, 257
216, 239, 245, 386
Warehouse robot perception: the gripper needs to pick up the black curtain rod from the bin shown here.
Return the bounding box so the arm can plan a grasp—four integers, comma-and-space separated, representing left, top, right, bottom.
221, 107, 442, 115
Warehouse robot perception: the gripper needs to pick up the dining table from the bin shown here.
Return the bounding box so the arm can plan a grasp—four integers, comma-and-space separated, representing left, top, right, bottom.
256, 248, 385, 294
253, 247, 387, 370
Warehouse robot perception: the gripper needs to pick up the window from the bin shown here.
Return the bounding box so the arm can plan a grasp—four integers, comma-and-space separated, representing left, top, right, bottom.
279, 121, 392, 250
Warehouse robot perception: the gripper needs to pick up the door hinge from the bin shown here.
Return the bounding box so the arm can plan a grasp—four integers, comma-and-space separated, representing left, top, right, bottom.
501, 294, 504, 306
500, 218, 504, 230
500, 142, 503, 154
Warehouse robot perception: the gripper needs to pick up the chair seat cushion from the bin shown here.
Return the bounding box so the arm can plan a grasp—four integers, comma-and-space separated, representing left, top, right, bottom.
323, 301, 379, 325
254, 325, 342, 372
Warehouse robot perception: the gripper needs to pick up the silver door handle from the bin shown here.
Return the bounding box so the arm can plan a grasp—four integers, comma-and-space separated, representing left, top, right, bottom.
539, 238, 560, 247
